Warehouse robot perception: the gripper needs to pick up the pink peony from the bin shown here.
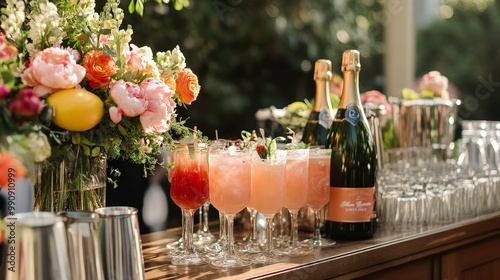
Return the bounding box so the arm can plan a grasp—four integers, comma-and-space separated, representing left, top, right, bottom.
0, 84, 11, 98
126, 45, 159, 78
361, 90, 392, 115
109, 80, 148, 124
20, 47, 86, 97
419, 71, 449, 99
126, 45, 144, 72
139, 78, 176, 133
8, 88, 42, 117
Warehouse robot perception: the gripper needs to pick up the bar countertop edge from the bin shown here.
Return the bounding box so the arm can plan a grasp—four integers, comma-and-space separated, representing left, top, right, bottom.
141, 212, 500, 279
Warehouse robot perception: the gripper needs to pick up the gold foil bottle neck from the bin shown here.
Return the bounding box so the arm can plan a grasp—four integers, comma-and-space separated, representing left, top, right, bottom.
341, 50, 361, 71
314, 59, 332, 81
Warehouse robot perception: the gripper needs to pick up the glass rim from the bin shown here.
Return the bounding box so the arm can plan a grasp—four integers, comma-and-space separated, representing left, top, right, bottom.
95, 206, 138, 217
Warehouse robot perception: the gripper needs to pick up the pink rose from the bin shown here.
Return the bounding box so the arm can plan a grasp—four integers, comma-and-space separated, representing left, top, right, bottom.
20, 47, 86, 97
0, 84, 11, 98
419, 71, 449, 99
139, 78, 176, 133
361, 90, 392, 115
8, 88, 42, 117
109, 80, 148, 124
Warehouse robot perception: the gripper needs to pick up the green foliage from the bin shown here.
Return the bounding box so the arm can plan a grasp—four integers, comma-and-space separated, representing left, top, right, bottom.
416, 0, 500, 120
128, 0, 190, 15
122, 0, 387, 139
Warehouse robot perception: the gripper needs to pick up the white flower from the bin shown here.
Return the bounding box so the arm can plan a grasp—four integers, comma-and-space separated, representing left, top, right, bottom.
72, 0, 96, 17
28, 132, 51, 162
26, 1, 64, 55
99, 0, 124, 29
110, 28, 133, 58
157, 45, 186, 76
0, 0, 26, 44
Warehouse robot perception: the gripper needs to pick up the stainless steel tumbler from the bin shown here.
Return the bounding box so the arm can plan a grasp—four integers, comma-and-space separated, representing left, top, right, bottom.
95, 206, 145, 280
1, 212, 71, 280
58, 211, 104, 280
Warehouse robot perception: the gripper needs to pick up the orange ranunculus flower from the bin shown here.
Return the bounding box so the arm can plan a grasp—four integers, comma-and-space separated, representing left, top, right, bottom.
175, 68, 200, 105
0, 152, 26, 187
163, 73, 176, 92
83, 50, 119, 89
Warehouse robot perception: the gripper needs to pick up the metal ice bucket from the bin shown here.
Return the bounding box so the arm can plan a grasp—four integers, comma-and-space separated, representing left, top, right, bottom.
389, 98, 460, 160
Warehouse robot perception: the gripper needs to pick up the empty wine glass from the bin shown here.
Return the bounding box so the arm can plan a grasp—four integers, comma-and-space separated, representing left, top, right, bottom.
169, 143, 209, 266
194, 201, 216, 246
238, 207, 263, 254
205, 212, 227, 258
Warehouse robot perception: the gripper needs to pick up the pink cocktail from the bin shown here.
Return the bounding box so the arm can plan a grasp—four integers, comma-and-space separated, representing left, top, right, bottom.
251, 159, 286, 217
305, 147, 335, 247
209, 149, 251, 215
285, 149, 309, 212
209, 147, 252, 267
283, 148, 310, 255
306, 151, 331, 211
251, 150, 287, 263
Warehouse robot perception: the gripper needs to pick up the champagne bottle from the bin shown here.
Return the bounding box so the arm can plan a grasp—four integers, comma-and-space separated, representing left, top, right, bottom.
325, 50, 377, 239
301, 59, 335, 146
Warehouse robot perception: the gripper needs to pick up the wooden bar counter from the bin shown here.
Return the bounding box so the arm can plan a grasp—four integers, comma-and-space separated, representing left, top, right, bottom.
141, 212, 500, 279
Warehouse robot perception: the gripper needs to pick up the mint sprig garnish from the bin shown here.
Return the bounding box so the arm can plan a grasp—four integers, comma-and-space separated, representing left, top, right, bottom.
284, 127, 308, 150
256, 128, 286, 159
235, 130, 258, 150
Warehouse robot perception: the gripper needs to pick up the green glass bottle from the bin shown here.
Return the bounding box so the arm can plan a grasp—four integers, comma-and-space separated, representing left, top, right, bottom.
301, 59, 335, 146
325, 50, 377, 239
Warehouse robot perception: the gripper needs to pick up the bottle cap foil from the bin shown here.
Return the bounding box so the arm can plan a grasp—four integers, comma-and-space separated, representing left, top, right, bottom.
314, 59, 332, 81
342, 50, 361, 71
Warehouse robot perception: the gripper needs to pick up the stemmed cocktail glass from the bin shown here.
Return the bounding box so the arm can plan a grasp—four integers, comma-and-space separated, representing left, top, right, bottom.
195, 201, 216, 246
205, 139, 228, 255
303, 147, 336, 247
169, 143, 210, 265
209, 146, 252, 267
281, 148, 312, 255
250, 150, 288, 263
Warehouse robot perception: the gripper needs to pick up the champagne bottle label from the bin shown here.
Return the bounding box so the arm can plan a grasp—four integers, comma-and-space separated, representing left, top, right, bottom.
345, 104, 361, 126
318, 110, 332, 129
327, 187, 375, 222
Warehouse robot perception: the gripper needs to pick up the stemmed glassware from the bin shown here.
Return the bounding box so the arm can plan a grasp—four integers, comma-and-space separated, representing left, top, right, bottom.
169, 143, 210, 265
205, 212, 227, 257
205, 139, 229, 255
250, 150, 288, 263
281, 148, 312, 255
195, 201, 216, 246
208, 146, 252, 267
239, 207, 263, 253
303, 147, 336, 247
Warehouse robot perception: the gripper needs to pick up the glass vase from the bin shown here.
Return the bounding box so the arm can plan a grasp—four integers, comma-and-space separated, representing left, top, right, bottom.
34, 149, 106, 212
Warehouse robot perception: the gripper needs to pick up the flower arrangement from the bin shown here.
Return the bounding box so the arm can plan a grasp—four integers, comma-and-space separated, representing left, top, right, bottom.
0, 0, 200, 211
402, 71, 450, 100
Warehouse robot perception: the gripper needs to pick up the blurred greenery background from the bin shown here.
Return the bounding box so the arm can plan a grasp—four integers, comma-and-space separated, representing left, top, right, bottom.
121, 0, 500, 140
106, 0, 500, 232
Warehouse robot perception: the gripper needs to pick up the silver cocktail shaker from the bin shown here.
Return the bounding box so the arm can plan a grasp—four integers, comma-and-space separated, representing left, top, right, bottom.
1, 212, 71, 280
58, 211, 104, 280
95, 206, 145, 280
